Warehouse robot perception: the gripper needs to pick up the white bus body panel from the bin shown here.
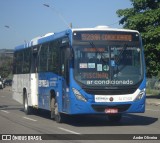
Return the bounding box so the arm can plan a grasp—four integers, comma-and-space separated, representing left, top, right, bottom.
12, 73, 38, 107
29, 73, 38, 107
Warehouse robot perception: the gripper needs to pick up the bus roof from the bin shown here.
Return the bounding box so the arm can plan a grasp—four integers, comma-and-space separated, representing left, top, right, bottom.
14, 30, 69, 51
71, 26, 139, 33
14, 26, 139, 51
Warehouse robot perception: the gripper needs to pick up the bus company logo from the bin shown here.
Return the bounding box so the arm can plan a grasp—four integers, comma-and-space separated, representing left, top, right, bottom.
109, 97, 114, 102
2, 135, 11, 140
95, 95, 109, 102
38, 80, 49, 87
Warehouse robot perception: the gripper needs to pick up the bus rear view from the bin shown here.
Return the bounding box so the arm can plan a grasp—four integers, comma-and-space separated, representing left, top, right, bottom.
70, 27, 146, 121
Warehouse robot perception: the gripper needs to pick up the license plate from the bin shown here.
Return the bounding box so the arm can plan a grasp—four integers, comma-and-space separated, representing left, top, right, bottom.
105, 108, 118, 114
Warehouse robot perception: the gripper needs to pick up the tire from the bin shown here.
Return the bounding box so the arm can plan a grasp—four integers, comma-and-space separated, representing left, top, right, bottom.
23, 91, 32, 115
108, 114, 122, 122
51, 98, 63, 123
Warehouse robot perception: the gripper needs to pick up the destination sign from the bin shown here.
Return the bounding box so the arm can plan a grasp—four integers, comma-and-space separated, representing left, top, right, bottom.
82, 72, 108, 79
81, 34, 132, 41
83, 48, 105, 52
73, 31, 136, 42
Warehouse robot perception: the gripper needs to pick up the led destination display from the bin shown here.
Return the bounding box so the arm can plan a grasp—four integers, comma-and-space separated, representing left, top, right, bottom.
73, 31, 136, 42
81, 33, 132, 41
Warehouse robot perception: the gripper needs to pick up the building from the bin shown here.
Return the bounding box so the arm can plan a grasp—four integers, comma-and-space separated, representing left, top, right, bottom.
0, 49, 14, 57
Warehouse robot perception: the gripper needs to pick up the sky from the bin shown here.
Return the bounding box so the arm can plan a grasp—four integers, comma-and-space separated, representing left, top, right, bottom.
0, 0, 132, 49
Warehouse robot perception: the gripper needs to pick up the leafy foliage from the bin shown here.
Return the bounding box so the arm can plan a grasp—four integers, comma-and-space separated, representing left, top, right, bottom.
0, 54, 13, 78
117, 0, 160, 77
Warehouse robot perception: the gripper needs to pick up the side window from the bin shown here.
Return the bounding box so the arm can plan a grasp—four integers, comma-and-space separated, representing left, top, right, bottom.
23, 48, 31, 73
38, 44, 48, 72
16, 51, 23, 74
13, 50, 30, 74
31, 46, 38, 73
48, 41, 59, 73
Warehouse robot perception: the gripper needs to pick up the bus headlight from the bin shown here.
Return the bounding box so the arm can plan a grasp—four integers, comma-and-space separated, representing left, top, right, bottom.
134, 89, 146, 101
72, 88, 87, 102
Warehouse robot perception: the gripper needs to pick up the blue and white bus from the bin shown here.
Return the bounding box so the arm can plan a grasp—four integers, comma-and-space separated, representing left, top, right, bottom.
12, 26, 146, 123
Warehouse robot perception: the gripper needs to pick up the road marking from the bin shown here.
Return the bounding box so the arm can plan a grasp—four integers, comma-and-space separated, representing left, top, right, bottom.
23, 117, 37, 122
58, 127, 81, 135
146, 109, 160, 112
1, 110, 10, 114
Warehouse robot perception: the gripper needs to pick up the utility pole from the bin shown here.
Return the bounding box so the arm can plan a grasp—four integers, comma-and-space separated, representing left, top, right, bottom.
43, 4, 72, 28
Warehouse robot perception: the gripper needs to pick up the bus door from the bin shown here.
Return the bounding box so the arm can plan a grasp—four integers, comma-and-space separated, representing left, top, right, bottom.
30, 46, 38, 107
60, 45, 70, 112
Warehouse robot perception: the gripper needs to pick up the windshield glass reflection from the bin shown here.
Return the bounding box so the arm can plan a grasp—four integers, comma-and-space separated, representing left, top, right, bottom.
73, 42, 142, 87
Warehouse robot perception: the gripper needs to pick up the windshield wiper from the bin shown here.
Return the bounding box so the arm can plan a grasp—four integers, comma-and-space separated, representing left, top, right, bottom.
89, 41, 99, 54
115, 44, 128, 64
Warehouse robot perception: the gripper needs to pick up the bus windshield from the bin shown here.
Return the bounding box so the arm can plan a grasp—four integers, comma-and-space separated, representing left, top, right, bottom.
73, 31, 143, 88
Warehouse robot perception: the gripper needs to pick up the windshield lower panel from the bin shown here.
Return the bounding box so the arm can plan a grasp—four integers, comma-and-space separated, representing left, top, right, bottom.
73, 42, 143, 88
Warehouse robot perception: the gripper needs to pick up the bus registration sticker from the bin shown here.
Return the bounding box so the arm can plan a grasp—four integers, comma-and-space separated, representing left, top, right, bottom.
105, 108, 118, 114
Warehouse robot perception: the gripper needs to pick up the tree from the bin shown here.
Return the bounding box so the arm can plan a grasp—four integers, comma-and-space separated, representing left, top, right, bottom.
0, 54, 13, 78
116, 0, 160, 77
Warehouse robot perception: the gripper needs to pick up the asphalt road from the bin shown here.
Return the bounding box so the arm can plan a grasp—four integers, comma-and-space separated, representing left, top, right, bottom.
0, 87, 160, 143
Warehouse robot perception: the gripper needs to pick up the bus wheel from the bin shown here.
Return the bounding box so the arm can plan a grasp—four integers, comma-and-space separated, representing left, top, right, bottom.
23, 92, 31, 115
51, 98, 63, 123
108, 114, 122, 122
